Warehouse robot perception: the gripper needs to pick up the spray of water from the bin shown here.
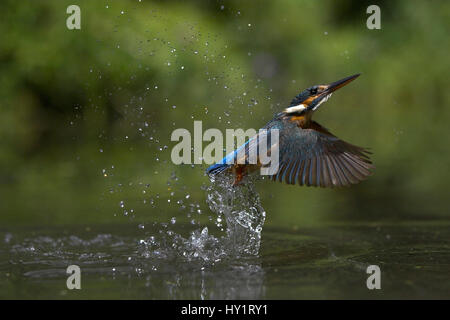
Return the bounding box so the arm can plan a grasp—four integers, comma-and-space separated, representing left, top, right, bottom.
206, 174, 266, 256
6, 174, 267, 298
139, 173, 266, 263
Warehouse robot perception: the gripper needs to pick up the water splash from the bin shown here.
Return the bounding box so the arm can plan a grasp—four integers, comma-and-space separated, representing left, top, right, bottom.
139, 173, 266, 263
3, 174, 268, 297
206, 174, 265, 256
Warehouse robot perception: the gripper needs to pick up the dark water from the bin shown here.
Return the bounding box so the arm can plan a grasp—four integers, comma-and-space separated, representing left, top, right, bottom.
1, 222, 449, 299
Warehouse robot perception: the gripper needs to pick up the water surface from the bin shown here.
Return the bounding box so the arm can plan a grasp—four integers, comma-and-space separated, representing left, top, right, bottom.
1, 221, 449, 299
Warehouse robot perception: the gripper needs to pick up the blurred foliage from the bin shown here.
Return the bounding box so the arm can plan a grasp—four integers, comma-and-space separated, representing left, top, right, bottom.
0, 0, 449, 227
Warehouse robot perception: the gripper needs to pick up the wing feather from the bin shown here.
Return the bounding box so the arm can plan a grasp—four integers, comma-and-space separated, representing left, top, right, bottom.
321, 157, 330, 187
298, 162, 304, 186
328, 155, 345, 186
289, 160, 300, 184
270, 119, 374, 188
335, 156, 358, 184
304, 158, 311, 186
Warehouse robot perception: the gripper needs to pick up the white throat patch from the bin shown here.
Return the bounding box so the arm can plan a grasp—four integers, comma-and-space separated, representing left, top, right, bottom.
312, 93, 332, 111
284, 104, 307, 114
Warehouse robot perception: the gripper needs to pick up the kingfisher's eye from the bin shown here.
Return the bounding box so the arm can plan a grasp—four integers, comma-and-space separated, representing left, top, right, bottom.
310, 87, 318, 95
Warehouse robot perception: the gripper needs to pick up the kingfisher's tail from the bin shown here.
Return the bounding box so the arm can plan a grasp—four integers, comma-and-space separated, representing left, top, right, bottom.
206, 163, 230, 176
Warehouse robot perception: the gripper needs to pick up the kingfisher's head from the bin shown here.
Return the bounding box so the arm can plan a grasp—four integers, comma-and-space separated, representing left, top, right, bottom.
282, 74, 360, 117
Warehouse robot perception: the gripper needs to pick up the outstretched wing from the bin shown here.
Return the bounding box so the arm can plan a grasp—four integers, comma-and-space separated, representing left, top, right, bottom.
273, 121, 374, 187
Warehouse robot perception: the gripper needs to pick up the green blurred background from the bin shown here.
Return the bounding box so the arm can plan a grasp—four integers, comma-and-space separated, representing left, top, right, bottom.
1, 0, 449, 228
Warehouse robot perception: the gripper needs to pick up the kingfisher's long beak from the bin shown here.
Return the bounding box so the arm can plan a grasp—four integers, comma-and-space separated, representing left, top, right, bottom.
309, 73, 360, 111
324, 73, 360, 94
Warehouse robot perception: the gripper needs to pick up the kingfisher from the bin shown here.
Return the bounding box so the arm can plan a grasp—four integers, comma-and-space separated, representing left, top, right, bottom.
206, 74, 374, 187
